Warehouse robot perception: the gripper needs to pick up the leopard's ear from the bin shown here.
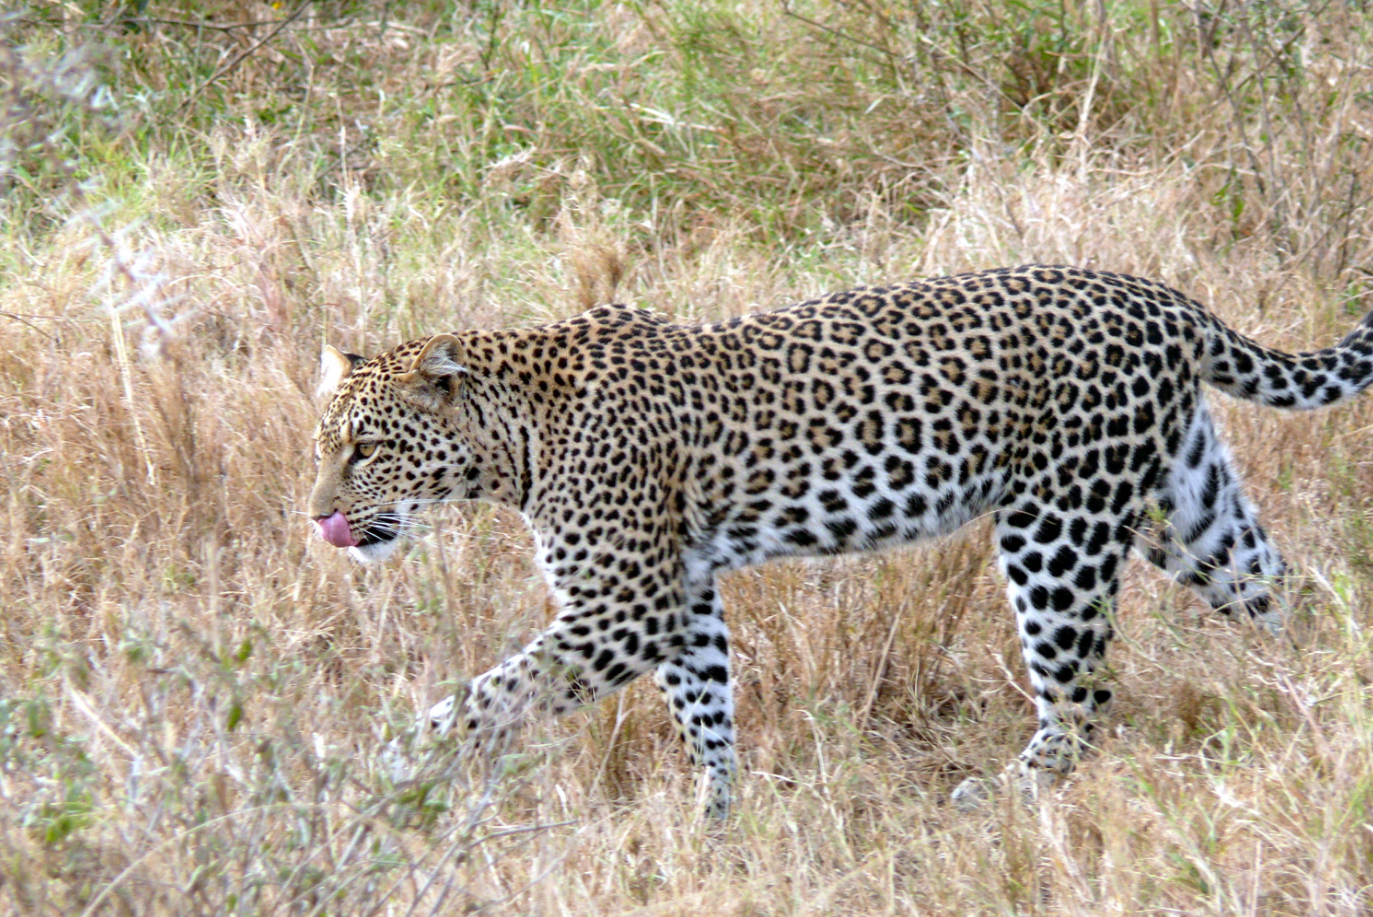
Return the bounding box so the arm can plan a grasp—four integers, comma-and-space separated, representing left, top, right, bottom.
318, 345, 366, 399
400, 334, 468, 410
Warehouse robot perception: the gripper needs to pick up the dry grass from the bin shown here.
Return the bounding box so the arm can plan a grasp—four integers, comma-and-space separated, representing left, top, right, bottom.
2, 1, 1373, 914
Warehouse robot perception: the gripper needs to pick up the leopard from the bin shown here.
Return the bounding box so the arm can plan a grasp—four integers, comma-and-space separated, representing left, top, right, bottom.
308, 264, 1373, 816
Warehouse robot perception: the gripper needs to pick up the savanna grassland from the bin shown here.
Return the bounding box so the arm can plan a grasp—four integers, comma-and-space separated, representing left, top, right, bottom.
3, 1, 1373, 914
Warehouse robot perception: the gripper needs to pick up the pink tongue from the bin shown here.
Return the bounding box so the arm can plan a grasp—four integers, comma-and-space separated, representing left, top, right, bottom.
315, 511, 359, 548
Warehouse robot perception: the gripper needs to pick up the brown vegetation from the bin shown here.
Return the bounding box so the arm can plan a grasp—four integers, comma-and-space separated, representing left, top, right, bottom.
1, 1, 1372, 913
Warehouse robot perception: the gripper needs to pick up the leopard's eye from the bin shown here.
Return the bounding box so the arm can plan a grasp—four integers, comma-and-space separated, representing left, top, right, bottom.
353, 442, 379, 462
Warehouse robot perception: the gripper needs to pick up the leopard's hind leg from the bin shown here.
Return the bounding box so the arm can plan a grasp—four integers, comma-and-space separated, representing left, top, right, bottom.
1138, 398, 1285, 629
995, 504, 1132, 785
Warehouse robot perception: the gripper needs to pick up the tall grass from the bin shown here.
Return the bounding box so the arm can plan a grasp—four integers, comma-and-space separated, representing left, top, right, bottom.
2, 1, 1372, 913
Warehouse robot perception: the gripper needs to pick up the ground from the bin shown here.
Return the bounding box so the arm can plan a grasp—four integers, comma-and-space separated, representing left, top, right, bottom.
1, 2, 1372, 915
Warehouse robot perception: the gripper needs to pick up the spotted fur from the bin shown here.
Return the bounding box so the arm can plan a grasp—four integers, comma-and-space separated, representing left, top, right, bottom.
308, 265, 1373, 815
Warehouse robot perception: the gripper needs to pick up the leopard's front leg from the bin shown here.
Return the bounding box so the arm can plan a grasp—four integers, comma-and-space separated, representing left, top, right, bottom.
389, 619, 667, 777
655, 574, 736, 817
405, 643, 566, 761
388, 528, 697, 799
381, 645, 549, 784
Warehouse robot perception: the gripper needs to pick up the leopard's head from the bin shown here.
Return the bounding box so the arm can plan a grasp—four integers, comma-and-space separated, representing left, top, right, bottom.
308, 334, 483, 562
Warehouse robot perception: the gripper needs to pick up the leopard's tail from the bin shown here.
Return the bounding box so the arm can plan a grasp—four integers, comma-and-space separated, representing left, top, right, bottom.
1200, 308, 1373, 410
